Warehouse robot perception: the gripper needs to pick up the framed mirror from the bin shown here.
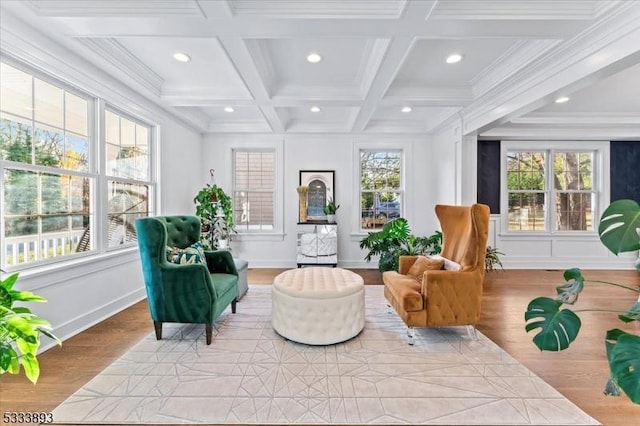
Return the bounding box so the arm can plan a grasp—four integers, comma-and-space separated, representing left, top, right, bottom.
299, 170, 335, 221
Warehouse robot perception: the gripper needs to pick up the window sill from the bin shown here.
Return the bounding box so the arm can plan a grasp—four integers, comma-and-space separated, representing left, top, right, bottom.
7, 247, 140, 291
233, 232, 285, 242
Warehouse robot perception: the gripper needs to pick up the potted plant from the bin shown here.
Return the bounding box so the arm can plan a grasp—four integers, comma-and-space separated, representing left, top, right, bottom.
525, 199, 640, 404
323, 197, 340, 223
359, 217, 442, 272
194, 184, 234, 249
485, 246, 505, 271
0, 271, 61, 384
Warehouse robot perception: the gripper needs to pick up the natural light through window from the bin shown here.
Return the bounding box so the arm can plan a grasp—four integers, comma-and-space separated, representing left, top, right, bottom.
360, 150, 402, 230
232, 149, 275, 231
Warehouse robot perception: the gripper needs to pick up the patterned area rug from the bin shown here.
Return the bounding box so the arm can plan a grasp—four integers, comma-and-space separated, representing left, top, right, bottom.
52, 285, 598, 425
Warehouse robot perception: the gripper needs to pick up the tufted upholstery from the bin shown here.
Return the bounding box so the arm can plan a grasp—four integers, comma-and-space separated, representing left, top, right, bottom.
272, 267, 365, 345
135, 215, 238, 345
382, 204, 489, 328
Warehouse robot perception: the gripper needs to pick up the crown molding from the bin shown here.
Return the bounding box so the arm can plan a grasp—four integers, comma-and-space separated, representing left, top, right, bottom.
25, 0, 205, 17
511, 112, 640, 125
0, 10, 207, 132
431, 0, 600, 20
228, 0, 407, 19
207, 119, 271, 133
384, 85, 473, 105
470, 39, 561, 98
76, 38, 164, 97
461, 1, 640, 135
480, 124, 640, 140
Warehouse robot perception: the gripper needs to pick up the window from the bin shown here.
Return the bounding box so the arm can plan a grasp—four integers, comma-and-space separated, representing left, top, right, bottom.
0, 59, 156, 269
232, 149, 275, 231
360, 150, 402, 230
504, 142, 600, 233
1, 62, 94, 266
104, 109, 153, 247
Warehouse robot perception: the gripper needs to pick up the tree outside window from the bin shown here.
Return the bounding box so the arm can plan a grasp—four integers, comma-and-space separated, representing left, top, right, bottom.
506, 149, 595, 232
1, 62, 93, 266
360, 150, 402, 230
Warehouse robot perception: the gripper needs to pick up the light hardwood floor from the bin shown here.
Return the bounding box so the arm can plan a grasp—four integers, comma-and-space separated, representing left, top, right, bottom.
1, 268, 638, 425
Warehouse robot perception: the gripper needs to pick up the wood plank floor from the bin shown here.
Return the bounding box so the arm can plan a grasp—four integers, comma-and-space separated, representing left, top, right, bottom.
1, 268, 638, 425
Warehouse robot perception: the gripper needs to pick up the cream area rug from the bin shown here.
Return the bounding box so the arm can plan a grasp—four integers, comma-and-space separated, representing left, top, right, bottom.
52, 285, 598, 425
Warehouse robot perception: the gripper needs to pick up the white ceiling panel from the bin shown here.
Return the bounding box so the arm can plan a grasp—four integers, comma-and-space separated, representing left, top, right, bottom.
115, 37, 251, 100
1, 0, 638, 135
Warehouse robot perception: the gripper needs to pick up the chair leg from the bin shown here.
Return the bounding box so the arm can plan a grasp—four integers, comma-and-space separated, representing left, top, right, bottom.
407, 326, 415, 346
231, 299, 237, 314
466, 325, 478, 340
206, 323, 213, 345
153, 321, 162, 340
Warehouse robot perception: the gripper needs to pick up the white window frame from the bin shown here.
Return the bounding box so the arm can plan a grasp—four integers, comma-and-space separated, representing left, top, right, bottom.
225, 139, 284, 241
102, 104, 156, 251
0, 59, 98, 269
0, 57, 158, 271
231, 147, 277, 233
353, 140, 412, 235
500, 140, 609, 236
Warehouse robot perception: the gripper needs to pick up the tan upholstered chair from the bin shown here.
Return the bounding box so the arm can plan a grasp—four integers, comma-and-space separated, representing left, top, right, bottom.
382, 204, 490, 344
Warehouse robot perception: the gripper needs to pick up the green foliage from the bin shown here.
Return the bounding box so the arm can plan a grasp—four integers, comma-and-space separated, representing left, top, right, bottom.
0, 272, 61, 384
358, 218, 442, 272
598, 199, 640, 258
524, 297, 582, 351
525, 199, 640, 404
323, 197, 340, 215
194, 184, 235, 249
485, 246, 505, 271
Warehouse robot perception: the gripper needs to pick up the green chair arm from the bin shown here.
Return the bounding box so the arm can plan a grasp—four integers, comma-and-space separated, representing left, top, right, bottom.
204, 250, 238, 276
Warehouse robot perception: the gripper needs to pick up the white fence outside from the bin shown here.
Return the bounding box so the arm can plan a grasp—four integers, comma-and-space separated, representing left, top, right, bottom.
3, 230, 87, 266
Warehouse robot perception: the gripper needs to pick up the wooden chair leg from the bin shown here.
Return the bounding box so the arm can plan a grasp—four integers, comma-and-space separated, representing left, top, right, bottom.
231, 299, 237, 314
206, 323, 213, 345
153, 321, 162, 340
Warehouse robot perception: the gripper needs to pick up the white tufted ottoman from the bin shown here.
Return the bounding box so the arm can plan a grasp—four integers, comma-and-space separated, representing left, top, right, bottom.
272, 267, 365, 345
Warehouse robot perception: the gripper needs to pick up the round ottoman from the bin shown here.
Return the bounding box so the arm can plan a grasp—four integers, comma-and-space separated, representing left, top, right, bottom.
272, 267, 365, 345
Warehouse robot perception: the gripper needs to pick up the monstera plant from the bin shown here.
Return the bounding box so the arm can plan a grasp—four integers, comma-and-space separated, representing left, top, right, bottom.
525, 199, 640, 404
359, 218, 442, 272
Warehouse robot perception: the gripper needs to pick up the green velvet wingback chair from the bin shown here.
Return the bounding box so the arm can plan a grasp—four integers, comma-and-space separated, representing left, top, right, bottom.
135, 215, 238, 345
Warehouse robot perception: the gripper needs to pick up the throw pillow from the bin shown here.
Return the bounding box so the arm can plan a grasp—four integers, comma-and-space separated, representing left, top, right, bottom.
166, 242, 206, 265
406, 255, 445, 280
430, 254, 462, 271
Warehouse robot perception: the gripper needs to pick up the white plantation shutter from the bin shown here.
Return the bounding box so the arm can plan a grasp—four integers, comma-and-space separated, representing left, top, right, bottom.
233, 150, 275, 231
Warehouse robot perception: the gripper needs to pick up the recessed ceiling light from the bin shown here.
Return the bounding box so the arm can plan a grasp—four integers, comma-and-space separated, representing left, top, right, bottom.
401, 106, 412, 113
306, 53, 322, 63
446, 53, 463, 64
310, 106, 321, 113
173, 52, 191, 63
555, 96, 570, 104
224, 106, 234, 113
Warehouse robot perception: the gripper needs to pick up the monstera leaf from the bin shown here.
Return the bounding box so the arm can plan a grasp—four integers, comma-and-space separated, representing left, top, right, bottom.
618, 302, 640, 323
555, 268, 584, 305
605, 329, 640, 404
598, 199, 640, 255
525, 297, 582, 351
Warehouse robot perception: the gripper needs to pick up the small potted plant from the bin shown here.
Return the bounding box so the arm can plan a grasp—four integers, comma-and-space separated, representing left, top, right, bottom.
323, 198, 340, 223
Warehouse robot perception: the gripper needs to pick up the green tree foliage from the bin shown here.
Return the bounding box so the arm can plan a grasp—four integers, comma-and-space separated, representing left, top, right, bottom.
1, 119, 64, 238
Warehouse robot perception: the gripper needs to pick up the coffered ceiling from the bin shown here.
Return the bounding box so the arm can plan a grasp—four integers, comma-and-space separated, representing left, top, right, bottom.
1, 0, 639, 137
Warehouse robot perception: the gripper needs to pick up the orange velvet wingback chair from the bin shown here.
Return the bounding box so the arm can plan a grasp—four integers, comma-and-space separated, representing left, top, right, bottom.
382, 203, 490, 343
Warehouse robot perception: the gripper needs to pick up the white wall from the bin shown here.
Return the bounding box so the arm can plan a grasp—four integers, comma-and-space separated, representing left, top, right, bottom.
202, 134, 440, 268
160, 121, 203, 215
1, 14, 204, 351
